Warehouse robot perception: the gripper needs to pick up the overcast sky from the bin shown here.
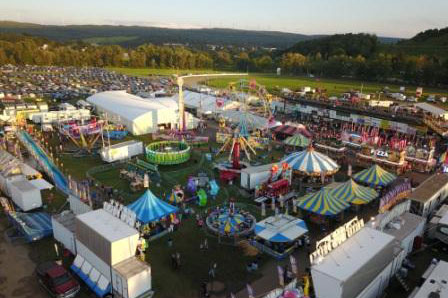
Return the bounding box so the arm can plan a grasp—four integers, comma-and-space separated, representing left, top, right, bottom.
1, 0, 447, 38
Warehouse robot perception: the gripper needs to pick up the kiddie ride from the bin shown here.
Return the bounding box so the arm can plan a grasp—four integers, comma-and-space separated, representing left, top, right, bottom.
59, 119, 103, 155
255, 163, 295, 205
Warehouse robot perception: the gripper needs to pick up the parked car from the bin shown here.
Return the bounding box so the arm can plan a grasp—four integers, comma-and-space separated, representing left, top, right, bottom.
427, 95, 436, 102
407, 96, 418, 102
36, 262, 80, 298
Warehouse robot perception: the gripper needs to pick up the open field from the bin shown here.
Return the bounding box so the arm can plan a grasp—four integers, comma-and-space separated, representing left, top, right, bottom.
206, 74, 448, 97
108, 67, 223, 77
108, 68, 448, 97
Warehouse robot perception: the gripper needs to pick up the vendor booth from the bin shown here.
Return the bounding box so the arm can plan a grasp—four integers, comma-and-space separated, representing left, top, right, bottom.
252, 214, 308, 259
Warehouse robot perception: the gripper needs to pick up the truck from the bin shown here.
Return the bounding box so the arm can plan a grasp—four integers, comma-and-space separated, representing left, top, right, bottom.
9, 179, 42, 211
36, 261, 80, 298
240, 163, 278, 190
100, 140, 143, 163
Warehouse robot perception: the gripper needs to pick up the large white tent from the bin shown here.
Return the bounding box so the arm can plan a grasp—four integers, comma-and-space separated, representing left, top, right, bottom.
87, 91, 197, 135
172, 91, 241, 115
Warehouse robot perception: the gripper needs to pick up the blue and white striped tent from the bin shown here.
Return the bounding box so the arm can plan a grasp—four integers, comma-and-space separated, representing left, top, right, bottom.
255, 214, 308, 242
8, 212, 53, 242
281, 147, 339, 176
128, 190, 178, 224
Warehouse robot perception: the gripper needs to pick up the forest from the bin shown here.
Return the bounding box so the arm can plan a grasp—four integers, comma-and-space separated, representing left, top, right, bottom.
0, 29, 447, 87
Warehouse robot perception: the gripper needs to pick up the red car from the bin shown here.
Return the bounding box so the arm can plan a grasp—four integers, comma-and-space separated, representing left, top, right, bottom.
36, 261, 80, 298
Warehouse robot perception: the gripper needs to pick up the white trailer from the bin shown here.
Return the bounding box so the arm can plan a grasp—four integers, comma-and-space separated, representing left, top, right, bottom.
52, 211, 77, 255
100, 140, 143, 163
9, 179, 42, 211
240, 163, 278, 190
112, 258, 153, 298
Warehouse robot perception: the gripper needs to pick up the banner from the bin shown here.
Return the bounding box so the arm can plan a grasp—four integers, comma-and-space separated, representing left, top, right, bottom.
216, 132, 231, 143
379, 180, 412, 213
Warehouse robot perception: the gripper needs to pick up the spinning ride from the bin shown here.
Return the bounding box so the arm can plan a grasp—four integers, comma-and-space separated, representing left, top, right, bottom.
59, 119, 102, 153
145, 141, 191, 165
206, 204, 256, 237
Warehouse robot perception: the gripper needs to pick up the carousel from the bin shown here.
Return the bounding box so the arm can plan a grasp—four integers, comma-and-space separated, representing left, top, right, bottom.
281, 146, 340, 185
145, 141, 191, 165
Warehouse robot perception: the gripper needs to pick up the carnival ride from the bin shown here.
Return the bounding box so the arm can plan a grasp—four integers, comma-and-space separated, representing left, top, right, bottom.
59, 119, 103, 154
102, 124, 128, 140
206, 203, 256, 237
145, 141, 191, 165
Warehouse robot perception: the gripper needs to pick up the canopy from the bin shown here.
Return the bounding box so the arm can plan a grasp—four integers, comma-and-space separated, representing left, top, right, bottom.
128, 190, 178, 224
281, 147, 339, 176
352, 164, 397, 187
283, 134, 310, 148
296, 188, 349, 216
255, 214, 308, 242
330, 179, 378, 205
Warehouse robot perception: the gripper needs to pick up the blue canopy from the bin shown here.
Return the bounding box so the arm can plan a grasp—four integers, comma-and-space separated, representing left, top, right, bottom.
128, 190, 178, 224
255, 214, 308, 242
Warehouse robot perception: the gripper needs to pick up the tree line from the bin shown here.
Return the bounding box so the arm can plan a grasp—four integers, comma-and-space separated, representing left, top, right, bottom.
0, 33, 447, 87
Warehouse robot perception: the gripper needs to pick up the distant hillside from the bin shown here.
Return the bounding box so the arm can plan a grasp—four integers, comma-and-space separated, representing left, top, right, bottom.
284, 33, 379, 58
0, 21, 315, 48
379, 27, 448, 57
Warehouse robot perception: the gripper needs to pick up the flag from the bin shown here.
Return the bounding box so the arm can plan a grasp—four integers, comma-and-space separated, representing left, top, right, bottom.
246, 284, 254, 298
290, 255, 298, 274
277, 265, 285, 286
261, 202, 266, 217
144, 174, 149, 188
347, 164, 352, 177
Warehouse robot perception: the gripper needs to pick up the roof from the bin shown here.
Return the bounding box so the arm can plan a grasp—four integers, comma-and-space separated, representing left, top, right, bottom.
382, 212, 425, 242
106, 140, 142, 149
439, 212, 448, 226
29, 178, 54, 190
241, 163, 279, 174
412, 261, 448, 298
87, 91, 179, 122
11, 179, 38, 192
416, 102, 448, 116
53, 211, 76, 233
255, 214, 308, 242
312, 227, 396, 282
76, 209, 138, 242
113, 257, 150, 279
127, 190, 178, 224
408, 173, 448, 203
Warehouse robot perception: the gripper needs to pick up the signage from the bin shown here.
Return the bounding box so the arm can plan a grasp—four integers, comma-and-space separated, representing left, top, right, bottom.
379, 181, 412, 213
377, 200, 411, 230
103, 200, 137, 229
376, 150, 389, 158
310, 217, 364, 264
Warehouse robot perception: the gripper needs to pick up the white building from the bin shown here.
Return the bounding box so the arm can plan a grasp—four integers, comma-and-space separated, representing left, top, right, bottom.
409, 260, 448, 298
311, 221, 404, 298
173, 90, 241, 116
27, 109, 91, 124
409, 173, 448, 218
87, 91, 197, 135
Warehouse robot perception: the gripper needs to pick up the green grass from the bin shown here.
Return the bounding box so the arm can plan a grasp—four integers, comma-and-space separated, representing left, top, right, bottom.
206, 74, 448, 97
108, 67, 223, 77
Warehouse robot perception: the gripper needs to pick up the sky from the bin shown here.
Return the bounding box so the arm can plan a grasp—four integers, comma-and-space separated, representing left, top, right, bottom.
1, 0, 447, 38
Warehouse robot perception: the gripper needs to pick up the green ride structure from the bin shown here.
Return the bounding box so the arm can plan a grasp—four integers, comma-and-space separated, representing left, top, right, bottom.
145, 141, 191, 165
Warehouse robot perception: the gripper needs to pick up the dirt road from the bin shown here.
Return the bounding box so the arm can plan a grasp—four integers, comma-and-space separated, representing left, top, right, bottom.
0, 219, 47, 298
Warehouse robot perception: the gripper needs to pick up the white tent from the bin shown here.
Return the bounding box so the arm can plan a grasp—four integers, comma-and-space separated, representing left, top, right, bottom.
172, 91, 241, 115
87, 91, 197, 135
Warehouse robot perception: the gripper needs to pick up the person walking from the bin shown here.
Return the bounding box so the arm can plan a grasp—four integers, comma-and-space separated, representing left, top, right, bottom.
176, 252, 181, 268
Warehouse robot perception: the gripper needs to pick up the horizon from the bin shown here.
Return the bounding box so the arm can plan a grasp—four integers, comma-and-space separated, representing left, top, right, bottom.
1, 0, 448, 39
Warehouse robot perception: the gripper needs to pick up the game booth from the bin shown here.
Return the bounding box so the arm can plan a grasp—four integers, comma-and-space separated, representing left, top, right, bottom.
251, 214, 309, 260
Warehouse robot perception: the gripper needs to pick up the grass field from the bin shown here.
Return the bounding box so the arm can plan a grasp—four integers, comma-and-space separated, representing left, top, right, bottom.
205, 74, 448, 97
108, 67, 223, 77
109, 67, 448, 97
